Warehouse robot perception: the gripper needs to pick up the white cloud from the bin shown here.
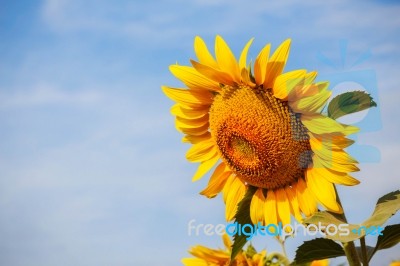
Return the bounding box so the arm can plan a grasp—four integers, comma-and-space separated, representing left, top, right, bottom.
0, 84, 103, 108
39, 0, 400, 54
40, 0, 195, 44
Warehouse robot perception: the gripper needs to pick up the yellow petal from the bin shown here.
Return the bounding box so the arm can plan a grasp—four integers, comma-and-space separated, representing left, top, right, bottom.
301, 114, 359, 136
192, 154, 220, 181
177, 123, 209, 136
222, 233, 232, 249
326, 135, 355, 149
181, 257, 208, 266
264, 190, 278, 226
285, 186, 302, 222
272, 69, 306, 100
215, 35, 241, 83
194, 36, 219, 69
222, 175, 236, 203
264, 39, 291, 89
239, 38, 254, 72
188, 245, 229, 261
171, 104, 209, 120
225, 177, 246, 221
310, 259, 330, 266
176, 115, 209, 129
288, 81, 328, 101
276, 188, 291, 226
290, 87, 332, 114
310, 166, 360, 186
169, 65, 221, 91
191, 60, 235, 86
314, 146, 358, 165
250, 188, 266, 224
236, 254, 249, 264
308, 132, 355, 150
162, 86, 213, 107
200, 163, 231, 198
186, 139, 217, 162
182, 133, 212, 144
176, 119, 208, 132
255, 250, 267, 266
304, 71, 318, 85
342, 124, 361, 135
254, 43, 271, 85
312, 153, 360, 173
241, 68, 255, 87
306, 168, 343, 213
295, 178, 317, 217
285, 73, 325, 102
309, 136, 358, 165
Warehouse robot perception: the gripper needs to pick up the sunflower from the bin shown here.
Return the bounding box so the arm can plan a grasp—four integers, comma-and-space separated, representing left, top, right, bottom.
182, 234, 266, 266
162, 36, 360, 226
310, 259, 329, 266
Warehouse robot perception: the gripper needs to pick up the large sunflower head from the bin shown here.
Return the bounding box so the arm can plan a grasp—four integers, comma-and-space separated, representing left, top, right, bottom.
162, 36, 360, 226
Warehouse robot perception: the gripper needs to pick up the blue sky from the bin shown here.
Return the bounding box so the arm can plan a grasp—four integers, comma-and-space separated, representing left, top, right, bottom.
0, 0, 399, 265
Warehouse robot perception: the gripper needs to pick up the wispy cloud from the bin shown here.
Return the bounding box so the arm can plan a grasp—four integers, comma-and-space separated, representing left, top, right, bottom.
0, 84, 103, 108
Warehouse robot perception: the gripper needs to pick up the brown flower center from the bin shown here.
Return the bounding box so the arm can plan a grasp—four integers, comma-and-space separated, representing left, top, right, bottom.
209, 85, 312, 190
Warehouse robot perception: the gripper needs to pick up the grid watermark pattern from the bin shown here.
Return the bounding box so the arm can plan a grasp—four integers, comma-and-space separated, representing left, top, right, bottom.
317, 40, 381, 163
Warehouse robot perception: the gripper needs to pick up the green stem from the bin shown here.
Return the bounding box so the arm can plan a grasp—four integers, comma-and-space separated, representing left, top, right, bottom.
343, 241, 361, 266
334, 186, 361, 266
360, 236, 369, 266
276, 236, 288, 258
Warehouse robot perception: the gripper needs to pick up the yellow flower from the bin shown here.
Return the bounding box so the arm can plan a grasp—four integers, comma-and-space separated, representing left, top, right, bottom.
163, 36, 360, 225
311, 259, 329, 266
390, 261, 400, 266
182, 234, 266, 266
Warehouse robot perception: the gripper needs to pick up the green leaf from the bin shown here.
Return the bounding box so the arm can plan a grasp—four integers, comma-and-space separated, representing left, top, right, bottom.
362, 190, 400, 228
355, 245, 375, 263
292, 238, 345, 265
327, 91, 377, 119
303, 190, 400, 243
230, 185, 257, 262
303, 211, 361, 242
375, 224, 400, 250
368, 224, 400, 262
